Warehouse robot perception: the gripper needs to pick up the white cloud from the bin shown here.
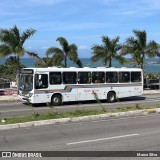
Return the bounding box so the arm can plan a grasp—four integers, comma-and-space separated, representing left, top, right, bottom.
25, 0, 66, 6
78, 46, 89, 50
142, 0, 160, 10
37, 22, 114, 32
41, 46, 49, 50
100, 0, 160, 17
26, 46, 33, 49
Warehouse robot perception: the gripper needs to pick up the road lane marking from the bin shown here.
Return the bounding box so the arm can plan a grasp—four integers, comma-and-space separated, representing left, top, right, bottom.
66, 133, 139, 145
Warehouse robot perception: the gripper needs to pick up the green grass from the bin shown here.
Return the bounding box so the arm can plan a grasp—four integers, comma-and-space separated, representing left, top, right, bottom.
0, 104, 160, 125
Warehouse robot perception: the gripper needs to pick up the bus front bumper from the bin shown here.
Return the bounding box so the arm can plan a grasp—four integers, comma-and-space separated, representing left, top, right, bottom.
19, 95, 34, 104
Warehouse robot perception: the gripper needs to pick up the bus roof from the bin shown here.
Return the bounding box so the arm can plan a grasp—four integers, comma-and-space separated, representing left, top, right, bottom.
22, 67, 142, 73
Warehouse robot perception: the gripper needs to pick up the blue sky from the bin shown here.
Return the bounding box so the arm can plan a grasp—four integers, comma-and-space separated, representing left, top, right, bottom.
0, 0, 160, 58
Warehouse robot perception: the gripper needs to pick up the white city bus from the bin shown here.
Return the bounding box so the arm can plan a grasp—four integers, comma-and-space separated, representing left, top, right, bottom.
19, 67, 143, 105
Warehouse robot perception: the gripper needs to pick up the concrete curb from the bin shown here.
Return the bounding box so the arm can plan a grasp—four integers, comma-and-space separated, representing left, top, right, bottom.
0, 108, 160, 130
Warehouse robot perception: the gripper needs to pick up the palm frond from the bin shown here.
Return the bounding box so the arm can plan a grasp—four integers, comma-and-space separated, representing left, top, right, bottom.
76, 59, 83, 68
46, 37, 83, 67
11, 25, 20, 44
0, 25, 36, 59
21, 28, 36, 45
133, 30, 147, 49
52, 53, 65, 67
25, 51, 46, 65
67, 44, 78, 61
91, 36, 124, 67
114, 55, 127, 65
91, 45, 105, 62
0, 44, 11, 57
56, 37, 69, 53
46, 47, 64, 57
146, 40, 159, 57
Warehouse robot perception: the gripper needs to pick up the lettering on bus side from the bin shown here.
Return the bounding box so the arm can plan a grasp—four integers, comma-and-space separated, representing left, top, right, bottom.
84, 89, 99, 92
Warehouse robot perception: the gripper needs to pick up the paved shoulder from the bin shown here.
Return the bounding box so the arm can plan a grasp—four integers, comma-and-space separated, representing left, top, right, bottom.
0, 95, 19, 103
143, 90, 160, 95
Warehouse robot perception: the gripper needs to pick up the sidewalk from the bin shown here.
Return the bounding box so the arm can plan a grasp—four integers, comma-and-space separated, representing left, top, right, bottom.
0, 90, 160, 103
0, 94, 19, 103
143, 90, 160, 95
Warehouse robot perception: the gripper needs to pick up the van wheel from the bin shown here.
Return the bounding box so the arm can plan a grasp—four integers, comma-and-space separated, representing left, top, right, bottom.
51, 95, 61, 106
107, 92, 116, 103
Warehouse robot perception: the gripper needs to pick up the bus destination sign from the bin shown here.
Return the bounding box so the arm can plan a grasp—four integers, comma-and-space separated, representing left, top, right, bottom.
21, 69, 34, 74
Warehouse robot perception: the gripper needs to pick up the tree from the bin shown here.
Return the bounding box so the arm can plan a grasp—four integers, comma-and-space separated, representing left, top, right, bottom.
35, 57, 63, 67
0, 56, 25, 82
0, 25, 43, 93
91, 36, 126, 67
121, 29, 160, 72
46, 37, 83, 68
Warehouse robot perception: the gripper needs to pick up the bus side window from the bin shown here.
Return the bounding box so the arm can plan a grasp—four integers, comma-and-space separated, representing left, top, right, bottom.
35, 74, 48, 89
50, 72, 62, 85
106, 72, 118, 83
92, 72, 105, 83
131, 72, 141, 82
78, 72, 91, 84
119, 72, 130, 83
63, 72, 77, 84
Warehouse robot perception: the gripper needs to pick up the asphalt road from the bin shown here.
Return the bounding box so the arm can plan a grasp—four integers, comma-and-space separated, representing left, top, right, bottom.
0, 114, 160, 160
0, 94, 160, 117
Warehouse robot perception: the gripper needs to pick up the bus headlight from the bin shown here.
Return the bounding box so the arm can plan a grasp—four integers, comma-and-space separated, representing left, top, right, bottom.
29, 93, 33, 97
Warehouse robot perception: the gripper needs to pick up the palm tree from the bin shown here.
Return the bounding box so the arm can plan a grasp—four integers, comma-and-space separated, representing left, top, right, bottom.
121, 29, 160, 72
46, 37, 83, 68
35, 57, 64, 67
0, 56, 25, 82
0, 25, 43, 93
91, 36, 126, 67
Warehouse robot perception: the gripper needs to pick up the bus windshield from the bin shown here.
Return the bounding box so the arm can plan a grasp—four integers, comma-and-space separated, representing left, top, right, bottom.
19, 75, 33, 91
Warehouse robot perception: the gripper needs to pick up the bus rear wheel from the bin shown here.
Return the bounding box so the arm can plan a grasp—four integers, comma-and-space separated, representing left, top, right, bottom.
51, 95, 62, 106
107, 92, 116, 103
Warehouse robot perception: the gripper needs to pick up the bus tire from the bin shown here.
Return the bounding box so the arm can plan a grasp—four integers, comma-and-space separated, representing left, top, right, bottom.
107, 92, 116, 103
51, 94, 62, 106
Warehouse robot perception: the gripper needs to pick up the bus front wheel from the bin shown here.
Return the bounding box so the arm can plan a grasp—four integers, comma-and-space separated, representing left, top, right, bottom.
107, 92, 116, 103
51, 95, 62, 106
